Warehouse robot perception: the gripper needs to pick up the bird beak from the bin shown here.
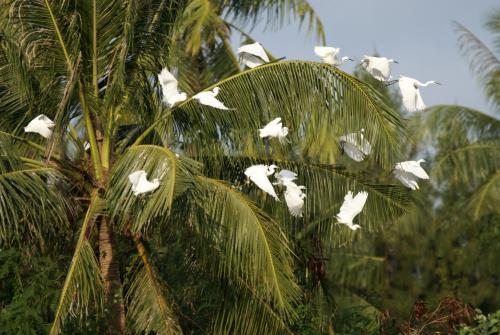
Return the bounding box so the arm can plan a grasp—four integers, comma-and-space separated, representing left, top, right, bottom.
393, 60, 399, 64
435, 82, 442, 85
385, 80, 399, 87
348, 58, 355, 62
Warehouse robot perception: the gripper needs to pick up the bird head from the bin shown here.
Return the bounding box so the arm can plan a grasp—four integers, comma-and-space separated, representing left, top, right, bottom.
417, 159, 426, 164
281, 127, 289, 136
389, 59, 398, 64
212, 87, 220, 95
341, 56, 354, 63
268, 165, 278, 174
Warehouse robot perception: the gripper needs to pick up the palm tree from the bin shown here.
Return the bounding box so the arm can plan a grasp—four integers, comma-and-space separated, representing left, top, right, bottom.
0, 0, 409, 333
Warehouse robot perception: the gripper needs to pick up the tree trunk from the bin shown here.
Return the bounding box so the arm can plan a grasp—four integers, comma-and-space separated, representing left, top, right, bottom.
99, 219, 126, 334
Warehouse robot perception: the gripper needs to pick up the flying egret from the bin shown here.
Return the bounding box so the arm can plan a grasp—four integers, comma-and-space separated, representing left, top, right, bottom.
336, 191, 368, 230
393, 159, 429, 190
314, 46, 354, 66
339, 129, 372, 162
158, 68, 187, 107
283, 180, 306, 217
128, 170, 160, 196
24, 114, 55, 138
274, 169, 298, 186
193, 87, 232, 110
237, 42, 270, 68
360, 56, 397, 81
258, 117, 289, 143
398, 76, 440, 112
244, 164, 279, 201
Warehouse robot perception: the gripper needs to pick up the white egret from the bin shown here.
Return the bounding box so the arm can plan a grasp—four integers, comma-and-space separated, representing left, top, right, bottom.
193, 87, 232, 110
336, 191, 368, 230
83, 141, 90, 151
393, 159, 429, 190
283, 180, 306, 217
314, 46, 353, 66
339, 129, 372, 162
158, 68, 187, 107
128, 170, 160, 196
398, 76, 440, 112
274, 169, 298, 185
24, 114, 55, 138
244, 164, 279, 201
237, 42, 270, 68
360, 56, 397, 81
258, 117, 289, 143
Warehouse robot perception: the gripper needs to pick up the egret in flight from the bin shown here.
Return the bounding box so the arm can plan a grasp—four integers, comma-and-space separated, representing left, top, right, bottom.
283, 180, 306, 217
193, 87, 232, 110
314, 46, 354, 66
360, 56, 398, 82
238, 42, 270, 68
337, 191, 368, 230
24, 114, 55, 138
128, 170, 160, 196
244, 164, 279, 200
393, 159, 429, 190
158, 68, 187, 107
339, 129, 372, 162
398, 76, 440, 112
259, 117, 289, 143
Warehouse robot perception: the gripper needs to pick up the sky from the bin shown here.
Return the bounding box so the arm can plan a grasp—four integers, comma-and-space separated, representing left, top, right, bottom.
238, 0, 498, 114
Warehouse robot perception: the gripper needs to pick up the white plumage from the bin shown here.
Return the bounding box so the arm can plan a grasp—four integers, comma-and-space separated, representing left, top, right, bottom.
339, 129, 372, 162
273, 169, 298, 186
158, 68, 187, 107
393, 159, 429, 190
336, 191, 368, 230
237, 42, 270, 68
244, 164, 279, 201
314, 46, 352, 66
24, 114, 55, 139
398, 76, 440, 113
258, 117, 289, 143
128, 170, 160, 196
283, 180, 306, 217
193, 87, 232, 110
360, 56, 397, 81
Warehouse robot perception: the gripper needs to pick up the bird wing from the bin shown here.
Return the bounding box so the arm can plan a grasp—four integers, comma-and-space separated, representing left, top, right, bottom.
37, 114, 56, 128
396, 161, 429, 179
249, 172, 279, 200
259, 117, 282, 138
284, 188, 305, 217
239, 53, 266, 68
359, 134, 372, 155
342, 142, 366, 162
415, 89, 426, 112
337, 191, 368, 223
370, 57, 391, 80
393, 170, 419, 190
158, 68, 180, 97
194, 92, 230, 110
238, 42, 270, 62
314, 46, 338, 58
399, 76, 419, 112
275, 169, 297, 184
128, 170, 146, 185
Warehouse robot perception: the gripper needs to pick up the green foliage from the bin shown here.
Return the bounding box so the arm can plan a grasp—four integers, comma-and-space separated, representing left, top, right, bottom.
459, 309, 500, 335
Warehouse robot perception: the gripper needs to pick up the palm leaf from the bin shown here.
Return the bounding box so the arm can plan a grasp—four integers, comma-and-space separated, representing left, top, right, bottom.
50, 191, 104, 335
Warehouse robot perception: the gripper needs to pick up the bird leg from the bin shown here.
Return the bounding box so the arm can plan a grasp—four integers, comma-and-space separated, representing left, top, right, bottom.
264, 137, 271, 159
340, 140, 346, 155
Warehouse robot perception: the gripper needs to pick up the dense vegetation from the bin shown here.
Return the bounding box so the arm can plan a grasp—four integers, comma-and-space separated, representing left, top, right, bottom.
0, 0, 498, 334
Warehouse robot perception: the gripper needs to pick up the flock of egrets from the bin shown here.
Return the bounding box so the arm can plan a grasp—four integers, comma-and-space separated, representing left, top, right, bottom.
22, 41, 437, 230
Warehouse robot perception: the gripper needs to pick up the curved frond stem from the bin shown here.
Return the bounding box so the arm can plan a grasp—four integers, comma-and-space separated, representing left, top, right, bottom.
470, 171, 500, 220
42, 0, 73, 71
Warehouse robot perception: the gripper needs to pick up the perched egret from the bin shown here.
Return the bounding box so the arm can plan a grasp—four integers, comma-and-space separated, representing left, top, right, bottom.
193, 87, 232, 110
360, 56, 397, 81
258, 117, 289, 143
336, 191, 368, 230
128, 170, 160, 196
398, 76, 440, 112
237, 42, 270, 68
339, 129, 372, 162
158, 68, 187, 107
314, 46, 353, 66
393, 159, 429, 190
274, 169, 298, 185
24, 114, 55, 138
83, 141, 90, 151
244, 164, 279, 200
283, 180, 306, 217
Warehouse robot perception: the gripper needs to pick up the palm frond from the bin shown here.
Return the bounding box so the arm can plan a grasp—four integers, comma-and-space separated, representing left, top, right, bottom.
50, 191, 104, 335
467, 171, 500, 220
107, 145, 201, 234
145, 61, 407, 169
193, 176, 301, 322
126, 237, 182, 335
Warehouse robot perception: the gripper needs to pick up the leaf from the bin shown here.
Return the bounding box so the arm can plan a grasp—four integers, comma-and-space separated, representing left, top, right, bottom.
50, 191, 104, 335
107, 145, 201, 233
